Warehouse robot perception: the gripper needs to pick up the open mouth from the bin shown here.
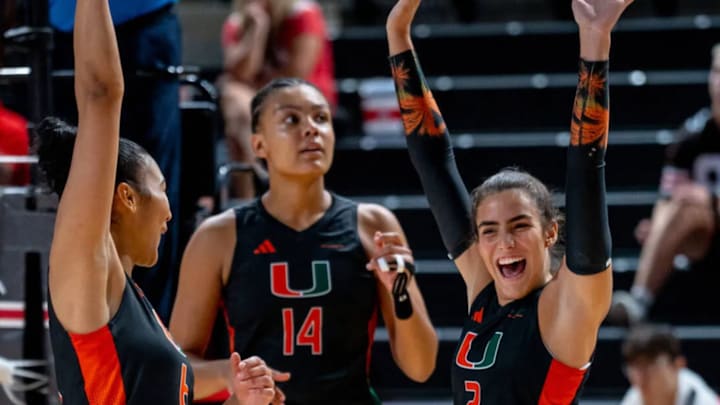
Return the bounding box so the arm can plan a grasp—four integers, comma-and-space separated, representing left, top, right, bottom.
497, 256, 526, 279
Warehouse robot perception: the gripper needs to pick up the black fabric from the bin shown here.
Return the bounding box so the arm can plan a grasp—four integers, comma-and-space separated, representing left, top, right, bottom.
222, 194, 379, 405
565, 60, 612, 275
451, 284, 590, 404
392, 264, 414, 319
565, 144, 612, 274
389, 50, 475, 260
666, 110, 720, 195
48, 274, 194, 404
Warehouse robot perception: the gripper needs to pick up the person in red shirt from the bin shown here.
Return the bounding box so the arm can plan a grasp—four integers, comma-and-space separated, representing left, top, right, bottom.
0, 104, 30, 186
219, 0, 336, 200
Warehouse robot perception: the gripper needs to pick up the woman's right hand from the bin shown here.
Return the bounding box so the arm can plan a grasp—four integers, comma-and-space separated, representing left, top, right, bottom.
386, 0, 421, 54
228, 353, 275, 405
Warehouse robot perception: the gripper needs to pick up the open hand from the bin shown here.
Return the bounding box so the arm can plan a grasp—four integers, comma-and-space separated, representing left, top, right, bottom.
228, 353, 275, 405
572, 0, 634, 34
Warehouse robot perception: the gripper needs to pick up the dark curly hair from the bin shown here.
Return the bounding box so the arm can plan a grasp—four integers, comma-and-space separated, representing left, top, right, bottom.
35, 116, 151, 197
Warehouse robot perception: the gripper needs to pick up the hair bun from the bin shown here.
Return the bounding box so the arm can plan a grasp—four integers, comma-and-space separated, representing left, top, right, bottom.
34, 117, 77, 196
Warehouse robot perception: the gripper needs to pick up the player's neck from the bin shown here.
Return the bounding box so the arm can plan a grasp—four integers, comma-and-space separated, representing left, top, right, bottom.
263, 179, 331, 231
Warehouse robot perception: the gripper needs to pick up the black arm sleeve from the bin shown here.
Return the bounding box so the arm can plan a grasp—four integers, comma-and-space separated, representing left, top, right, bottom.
565, 60, 612, 275
389, 50, 474, 259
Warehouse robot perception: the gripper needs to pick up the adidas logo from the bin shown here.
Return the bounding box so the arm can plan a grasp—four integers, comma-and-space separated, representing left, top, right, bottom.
253, 239, 276, 255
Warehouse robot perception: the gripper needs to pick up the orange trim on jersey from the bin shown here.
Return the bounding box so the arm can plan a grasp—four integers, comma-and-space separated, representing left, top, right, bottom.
538, 359, 587, 405
179, 363, 190, 405
472, 308, 484, 323
195, 389, 231, 403
69, 326, 126, 405
221, 301, 236, 353
365, 305, 378, 375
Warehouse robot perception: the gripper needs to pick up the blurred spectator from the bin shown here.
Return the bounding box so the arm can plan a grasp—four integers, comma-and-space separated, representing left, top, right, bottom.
219, 0, 336, 200
0, 103, 30, 186
621, 323, 718, 405
0, 2, 29, 187
608, 43, 720, 325
50, 0, 183, 323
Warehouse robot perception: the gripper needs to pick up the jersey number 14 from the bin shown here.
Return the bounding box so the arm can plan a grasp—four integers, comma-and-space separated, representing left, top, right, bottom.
282, 307, 323, 355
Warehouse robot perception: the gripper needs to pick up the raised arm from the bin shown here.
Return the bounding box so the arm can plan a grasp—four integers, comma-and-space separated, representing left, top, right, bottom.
386, 0, 490, 303
47, 0, 124, 333
540, 0, 633, 369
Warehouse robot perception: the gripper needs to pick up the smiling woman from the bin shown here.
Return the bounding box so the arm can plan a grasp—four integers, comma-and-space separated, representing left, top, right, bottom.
472, 171, 565, 303
386, 0, 633, 403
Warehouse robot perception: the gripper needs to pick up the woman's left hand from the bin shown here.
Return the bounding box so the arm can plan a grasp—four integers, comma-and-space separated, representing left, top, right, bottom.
228, 353, 275, 405
366, 231, 415, 293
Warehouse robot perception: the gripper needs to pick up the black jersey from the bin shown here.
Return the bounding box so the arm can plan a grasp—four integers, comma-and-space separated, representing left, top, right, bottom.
223, 194, 379, 405
664, 108, 720, 194
451, 284, 589, 405
48, 274, 194, 405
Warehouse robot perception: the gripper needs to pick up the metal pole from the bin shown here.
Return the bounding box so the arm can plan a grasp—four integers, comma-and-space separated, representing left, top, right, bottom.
23, 251, 47, 405
27, 0, 53, 123
24, 1, 52, 403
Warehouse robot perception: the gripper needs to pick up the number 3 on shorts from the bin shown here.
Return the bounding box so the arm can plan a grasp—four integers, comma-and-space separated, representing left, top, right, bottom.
465, 381, 481, 405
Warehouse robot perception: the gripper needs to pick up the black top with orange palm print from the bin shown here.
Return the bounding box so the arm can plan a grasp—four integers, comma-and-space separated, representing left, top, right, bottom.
566, 59, 613, 275
389, 49, 611, 403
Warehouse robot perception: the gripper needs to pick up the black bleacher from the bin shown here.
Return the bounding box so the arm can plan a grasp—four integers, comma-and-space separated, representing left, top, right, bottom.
326, 14, 720, 403
333, 16, 720, 77
338, 76, 708, 133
